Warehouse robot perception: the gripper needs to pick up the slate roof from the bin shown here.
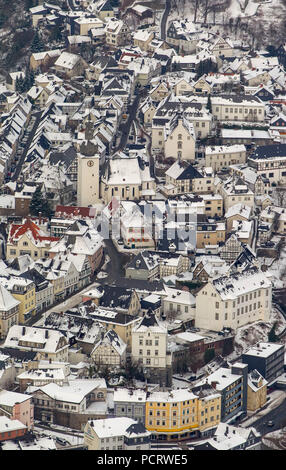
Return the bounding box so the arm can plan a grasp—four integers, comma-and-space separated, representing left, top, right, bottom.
20, 268, 49, 292
250, 144, 286, 160
0, 348, 38, 362
139, 310, 160, 328
95, 285, 134, 310
49, 145, 77, 169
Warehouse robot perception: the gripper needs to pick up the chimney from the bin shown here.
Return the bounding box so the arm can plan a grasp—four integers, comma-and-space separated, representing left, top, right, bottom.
45, 330, 49, 339
22, 327, 26, 335
211, 381, 217, 389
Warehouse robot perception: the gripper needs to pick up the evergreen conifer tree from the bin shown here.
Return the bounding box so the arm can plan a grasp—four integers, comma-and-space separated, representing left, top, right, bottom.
31, 31, 45, 53
30, 187, 53, 218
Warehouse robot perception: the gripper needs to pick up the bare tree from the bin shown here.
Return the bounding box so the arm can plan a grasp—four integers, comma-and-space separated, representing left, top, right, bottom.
274, 187, 286, 208
193, 0, 200, 23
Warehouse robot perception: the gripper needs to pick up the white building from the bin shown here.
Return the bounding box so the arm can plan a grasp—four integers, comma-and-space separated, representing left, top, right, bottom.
132, 310, 172, 386
195, 266, 272, 332
211, 95, 265, 122
205, 145, 246, 172
84, 417, 151, 450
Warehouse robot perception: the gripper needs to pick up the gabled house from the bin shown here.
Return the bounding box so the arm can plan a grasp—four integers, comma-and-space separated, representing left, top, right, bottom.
209, 37, 234, 58
84, 417, 151, 450
43, 311, 105, 354
105, 17, 130, 48
30, 378, 107, 428
54, 52, 88, 78
91, 329, 127, 367
165, 159, 205, 194
193, 422, 260, 450
4, 325, 69, 362
132, 310, 172, 387
133, 29, 155, 52
6, 218, 59, 261
164, 114, 196, 161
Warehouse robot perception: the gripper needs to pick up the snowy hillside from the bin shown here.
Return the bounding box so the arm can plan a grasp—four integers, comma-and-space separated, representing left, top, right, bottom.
168, 0, 286, 47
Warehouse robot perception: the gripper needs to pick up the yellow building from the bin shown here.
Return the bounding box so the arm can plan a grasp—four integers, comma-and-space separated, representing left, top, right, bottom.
196, 216, 225, 249
7, 219, 59, 261
46, 271, 65, 302
0, 284, 20, 339
1, 277, 36, 324
145, 386, 221, 441
247, 370, 268, 412
133, 30, 155, 52
201, 194, 223, 218
149, 82, 169, 102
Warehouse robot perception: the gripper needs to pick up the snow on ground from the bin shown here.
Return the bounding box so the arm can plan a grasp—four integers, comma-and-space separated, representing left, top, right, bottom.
267, 253, 286, 289
34, 424, 84, 446
227, 306, 286, 361
168, 0, 260, 24
167, 0, 285, 45
97, 271, 108, 279
240, 390, 286, 428
262, 427, 286, 450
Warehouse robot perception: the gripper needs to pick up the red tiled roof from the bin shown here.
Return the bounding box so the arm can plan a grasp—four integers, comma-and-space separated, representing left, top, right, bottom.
9, 219, 59, 243
55, 205, 96, 218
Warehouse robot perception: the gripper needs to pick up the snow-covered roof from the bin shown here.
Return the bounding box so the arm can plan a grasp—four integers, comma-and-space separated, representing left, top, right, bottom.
36, 378, 106, 404
244, 342, 283, 359
0, 416, 27, 433
4, 325, 68, 354
225, 203, 251, 220
55, 52, 81, 70
163, 286, 195, 306
205, 144, 246, 155
113, 388, 146, 403
211, 266, 271, 301
0, 389, 32, 406
88, 417, 150, 438
0, 284, 20, 311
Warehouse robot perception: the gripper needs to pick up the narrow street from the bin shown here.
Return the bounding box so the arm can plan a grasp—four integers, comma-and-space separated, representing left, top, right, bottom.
114, 88, 147, 153
250, 216, 258, 251
243, 394, 286, 437
12, 111, 42, 181
134, 117, 155, 178
31, 239, 164, 327
160, 0, 171, 40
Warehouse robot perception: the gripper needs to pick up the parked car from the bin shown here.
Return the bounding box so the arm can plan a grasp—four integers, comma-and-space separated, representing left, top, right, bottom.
188, 376, 197, 381
267, 421, 274, 427
56, 437, 68, 446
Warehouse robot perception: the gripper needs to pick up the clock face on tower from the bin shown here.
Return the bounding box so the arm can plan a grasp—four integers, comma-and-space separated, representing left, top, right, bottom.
87, 160, 94, 167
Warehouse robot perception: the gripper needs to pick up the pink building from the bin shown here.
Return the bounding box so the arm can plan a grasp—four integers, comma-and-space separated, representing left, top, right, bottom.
0, 390, 34, 430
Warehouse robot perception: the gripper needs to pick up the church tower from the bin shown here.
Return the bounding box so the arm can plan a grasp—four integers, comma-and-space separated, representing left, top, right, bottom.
77, 120, 100, 206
